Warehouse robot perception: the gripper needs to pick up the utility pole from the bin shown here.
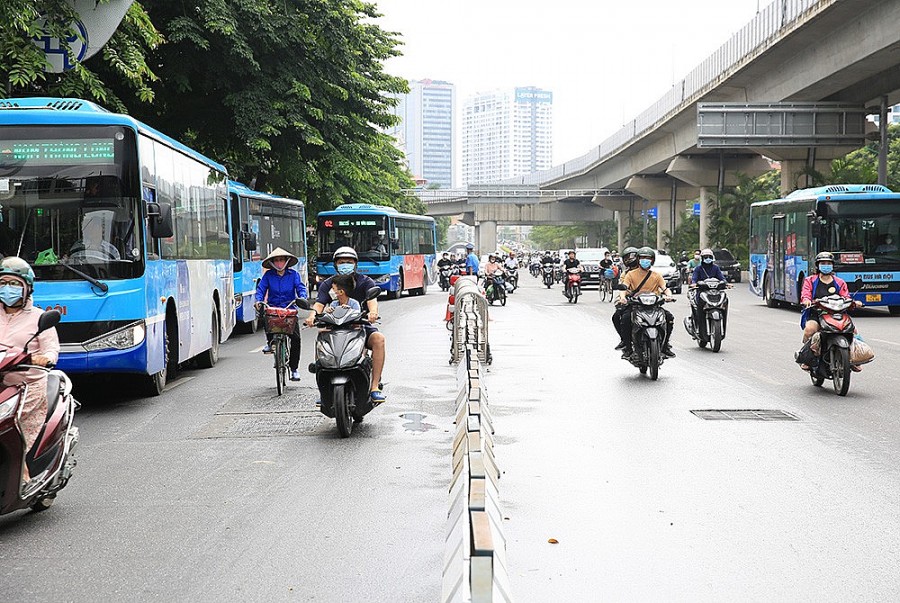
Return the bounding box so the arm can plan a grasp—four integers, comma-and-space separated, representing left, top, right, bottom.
879, 95, 889, 186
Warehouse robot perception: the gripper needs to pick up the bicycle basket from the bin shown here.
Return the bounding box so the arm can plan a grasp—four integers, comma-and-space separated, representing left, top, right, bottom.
265, 307, 298, 334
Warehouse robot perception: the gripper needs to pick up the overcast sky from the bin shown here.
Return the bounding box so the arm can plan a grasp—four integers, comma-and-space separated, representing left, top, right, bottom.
374, 0, 766, 181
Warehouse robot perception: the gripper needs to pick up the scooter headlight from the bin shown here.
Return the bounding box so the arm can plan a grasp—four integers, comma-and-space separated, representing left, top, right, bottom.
0, 395, 18, 421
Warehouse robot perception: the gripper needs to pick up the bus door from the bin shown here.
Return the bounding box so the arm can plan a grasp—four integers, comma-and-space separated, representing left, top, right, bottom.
773, 214, 786, 297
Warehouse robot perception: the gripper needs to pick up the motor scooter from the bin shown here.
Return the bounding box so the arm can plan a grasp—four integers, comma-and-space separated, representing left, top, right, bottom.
541, 264, 555, 288
623, 291, 673, 380
0, 310, 79, 515
300, 288, 382, 437
505, 266, 519, 293
485, 270, 508, 306
804, 294, 861, 396
439, 265, 453, 291
564, 268, 582, 303
684, 278, 730, 352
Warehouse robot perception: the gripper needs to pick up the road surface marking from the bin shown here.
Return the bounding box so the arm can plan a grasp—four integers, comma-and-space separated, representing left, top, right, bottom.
869, 338, 899, 347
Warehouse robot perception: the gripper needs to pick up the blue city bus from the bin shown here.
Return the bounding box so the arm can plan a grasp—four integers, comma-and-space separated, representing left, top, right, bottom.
0, 97, 237, 395
315, 204, 436, 298
749, 184, 900, 314
228, 180, 307, 332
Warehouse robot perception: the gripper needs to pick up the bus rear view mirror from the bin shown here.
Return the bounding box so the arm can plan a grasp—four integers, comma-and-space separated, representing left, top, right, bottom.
243, 230, 258, 252
147, 201, 174, 239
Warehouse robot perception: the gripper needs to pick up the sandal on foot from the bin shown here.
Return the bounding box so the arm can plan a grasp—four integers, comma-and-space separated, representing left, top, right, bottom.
369, 390, 387, 404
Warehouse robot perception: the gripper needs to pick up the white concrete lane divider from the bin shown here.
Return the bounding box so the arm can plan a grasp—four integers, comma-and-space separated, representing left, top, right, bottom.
442, 347, 511, 603
449, 277, 492, 365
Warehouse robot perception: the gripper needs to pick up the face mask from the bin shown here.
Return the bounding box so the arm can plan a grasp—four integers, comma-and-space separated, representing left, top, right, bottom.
819, 264, 834, 274
639, 259, 652, 269
328, 288, 339, 301
0, 284, 24, 306
694, 254, 700, 260
272, 259, 287, 271
336, 263, 354, 275
703, 257, 714, 264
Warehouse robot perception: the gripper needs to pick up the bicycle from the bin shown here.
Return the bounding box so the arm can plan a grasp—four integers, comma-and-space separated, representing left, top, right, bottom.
259, 301, 301, 395
599, 269, 615, 303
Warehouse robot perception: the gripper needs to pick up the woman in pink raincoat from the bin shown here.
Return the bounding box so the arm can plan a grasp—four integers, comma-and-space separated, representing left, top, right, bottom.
0, 257, 59, 483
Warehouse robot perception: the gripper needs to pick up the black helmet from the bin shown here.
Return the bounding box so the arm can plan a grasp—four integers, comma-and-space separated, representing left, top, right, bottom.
622, 246, 639, 268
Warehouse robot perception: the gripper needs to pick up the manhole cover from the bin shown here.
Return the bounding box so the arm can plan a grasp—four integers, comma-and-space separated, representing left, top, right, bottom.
195, 412, 323, 438
691, 409, 800, 421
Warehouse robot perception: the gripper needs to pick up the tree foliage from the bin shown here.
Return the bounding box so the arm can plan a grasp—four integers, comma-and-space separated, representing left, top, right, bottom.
111, 0, 417, 216
706, 170, 780, 263
529, 220, 617, 250
797, 124, 900, 190
0, 0, 162, 110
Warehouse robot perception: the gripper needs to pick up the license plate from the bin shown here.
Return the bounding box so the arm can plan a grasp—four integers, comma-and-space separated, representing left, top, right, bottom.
866, 294, 881, 302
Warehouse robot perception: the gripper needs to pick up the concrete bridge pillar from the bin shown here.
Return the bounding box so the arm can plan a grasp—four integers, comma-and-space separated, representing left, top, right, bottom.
616, 211, 632, 251
656, 200, 672, 251
699, 187, 711, 249
476, 221, 497, 255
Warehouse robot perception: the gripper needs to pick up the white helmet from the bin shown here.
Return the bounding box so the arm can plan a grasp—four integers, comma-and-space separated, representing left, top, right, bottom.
332, 246, 359, 265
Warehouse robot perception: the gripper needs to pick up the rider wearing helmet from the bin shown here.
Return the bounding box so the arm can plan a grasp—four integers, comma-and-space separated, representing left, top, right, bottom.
799, 251, 861, 345
0, 257, 59, 485
465, 243, 479, 276
617, 246, 676, 359
562, 250, 582, 298
688, 248, 728, 343
612, 246, 641, 350
305, 247, 388, 402
255, 247, 308, 381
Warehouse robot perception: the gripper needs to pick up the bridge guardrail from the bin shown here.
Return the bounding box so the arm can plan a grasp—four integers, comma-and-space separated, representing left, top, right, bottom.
442, 347, 511, 603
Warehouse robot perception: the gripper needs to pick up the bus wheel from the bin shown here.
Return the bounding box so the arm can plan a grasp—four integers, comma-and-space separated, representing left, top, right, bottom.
764, 276, 778, 308
145, 318, 174, 397
197, 309, 220, 369
889, 306, 900, 316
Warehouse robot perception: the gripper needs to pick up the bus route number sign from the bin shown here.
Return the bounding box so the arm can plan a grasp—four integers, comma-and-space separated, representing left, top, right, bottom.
337, 219, 378, 227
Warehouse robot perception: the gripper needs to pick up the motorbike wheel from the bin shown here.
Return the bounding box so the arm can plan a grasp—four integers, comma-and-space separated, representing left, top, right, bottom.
545, 281, 551, 289
500, 291, 507, 307
810, 370, 825, 387
572, 287, 579, 304
333, 383, 353, 438
831, 347, 851, 396
648, 339, 660, 381
31, 494, 56, 512
710, 320, 723, 353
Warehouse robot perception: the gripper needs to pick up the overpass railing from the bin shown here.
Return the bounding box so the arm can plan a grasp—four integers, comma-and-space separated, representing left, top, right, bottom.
503, 0, 835, 187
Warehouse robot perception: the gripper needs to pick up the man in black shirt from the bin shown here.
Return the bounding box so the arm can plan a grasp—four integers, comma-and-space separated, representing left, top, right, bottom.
437, 252, 454, 269
562, 250, 582, 298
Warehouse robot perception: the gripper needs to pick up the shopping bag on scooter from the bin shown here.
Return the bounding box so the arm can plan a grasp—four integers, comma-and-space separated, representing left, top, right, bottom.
795, 338, 817, 366
850, 334, 875, 365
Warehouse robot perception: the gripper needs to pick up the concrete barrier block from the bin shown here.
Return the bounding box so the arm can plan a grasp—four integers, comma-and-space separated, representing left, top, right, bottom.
467, 431, 482, 454
482, 443, 500, 482
468, 401, 481, 416
469, 478, 486, 511
471, 510, 494, 556
466, 415, 481, 434
470, 451, 485, 479
449, 448, 470, 492
470, 556, 493, 603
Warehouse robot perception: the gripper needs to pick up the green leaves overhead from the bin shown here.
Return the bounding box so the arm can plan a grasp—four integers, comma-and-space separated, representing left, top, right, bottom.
0, 1, 162, 111
120, 0, 416, 215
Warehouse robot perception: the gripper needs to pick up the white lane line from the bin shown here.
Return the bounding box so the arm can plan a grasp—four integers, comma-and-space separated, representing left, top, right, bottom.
249, 345, 266, 353
783, 320, 798, 325
869, 338, 900, 347
163, 376, 194, 392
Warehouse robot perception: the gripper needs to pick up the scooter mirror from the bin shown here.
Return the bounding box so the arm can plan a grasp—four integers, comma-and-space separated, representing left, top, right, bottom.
365, 286, 382, 301
295, 298, 311, 310
37, 309, 61, 333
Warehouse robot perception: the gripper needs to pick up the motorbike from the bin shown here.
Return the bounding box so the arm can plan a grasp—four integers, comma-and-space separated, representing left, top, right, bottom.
623, 292, 673, 380
804, 295, 860, 396
0, 310, 79, 515
505, 266, 519, 293
530, 261, 541, 278
485, 271, 508, 306
554, 265, 564, 284
541, 264, 555, 288
684, 278, 729, 352
439, 265, 454, 291
677, 257, 691, 288
564, 268, 582, 303
300, 288, 382, 437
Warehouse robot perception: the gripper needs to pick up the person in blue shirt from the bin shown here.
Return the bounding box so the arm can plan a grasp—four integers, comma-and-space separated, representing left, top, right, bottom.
465, 243, 479, 276
326, 273, 362, 312
688, 248, 727, 343
255, 247, 308, 381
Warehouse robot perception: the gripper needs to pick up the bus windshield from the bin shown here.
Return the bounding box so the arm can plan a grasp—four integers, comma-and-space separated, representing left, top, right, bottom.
317, 214, 389, 262
0, 125, 142, 280
821, 215, 900, 266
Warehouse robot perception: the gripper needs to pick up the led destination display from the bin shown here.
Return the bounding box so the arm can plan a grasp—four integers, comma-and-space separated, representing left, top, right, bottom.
0, 139, 115, 164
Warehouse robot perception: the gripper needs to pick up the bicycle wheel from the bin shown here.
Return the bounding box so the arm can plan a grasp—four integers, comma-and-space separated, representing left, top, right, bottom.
274, 335, 286, 395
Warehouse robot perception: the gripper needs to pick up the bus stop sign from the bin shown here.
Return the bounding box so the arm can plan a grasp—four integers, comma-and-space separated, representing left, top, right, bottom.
33, 0, 134, 73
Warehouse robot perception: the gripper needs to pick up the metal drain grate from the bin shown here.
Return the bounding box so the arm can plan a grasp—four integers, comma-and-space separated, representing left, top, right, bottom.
691, 409, 800, 421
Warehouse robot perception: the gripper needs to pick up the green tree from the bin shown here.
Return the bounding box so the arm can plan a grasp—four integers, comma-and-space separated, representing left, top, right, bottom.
623, 215, 656, 248
796, 124, 900, 190
707, 170, 780, 263
663, 211, 699, 257
112, 0, 417, 217
0, 1, 162, 109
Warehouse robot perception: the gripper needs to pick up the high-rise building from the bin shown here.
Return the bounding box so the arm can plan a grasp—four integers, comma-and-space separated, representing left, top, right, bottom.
462, 86, 553, 186
388, 79, 455, 189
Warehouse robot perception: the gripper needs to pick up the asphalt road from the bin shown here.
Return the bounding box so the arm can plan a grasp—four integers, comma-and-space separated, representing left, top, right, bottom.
488, 274, 900, 602
2, 274, 898, 602
0, 291, 456, 602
